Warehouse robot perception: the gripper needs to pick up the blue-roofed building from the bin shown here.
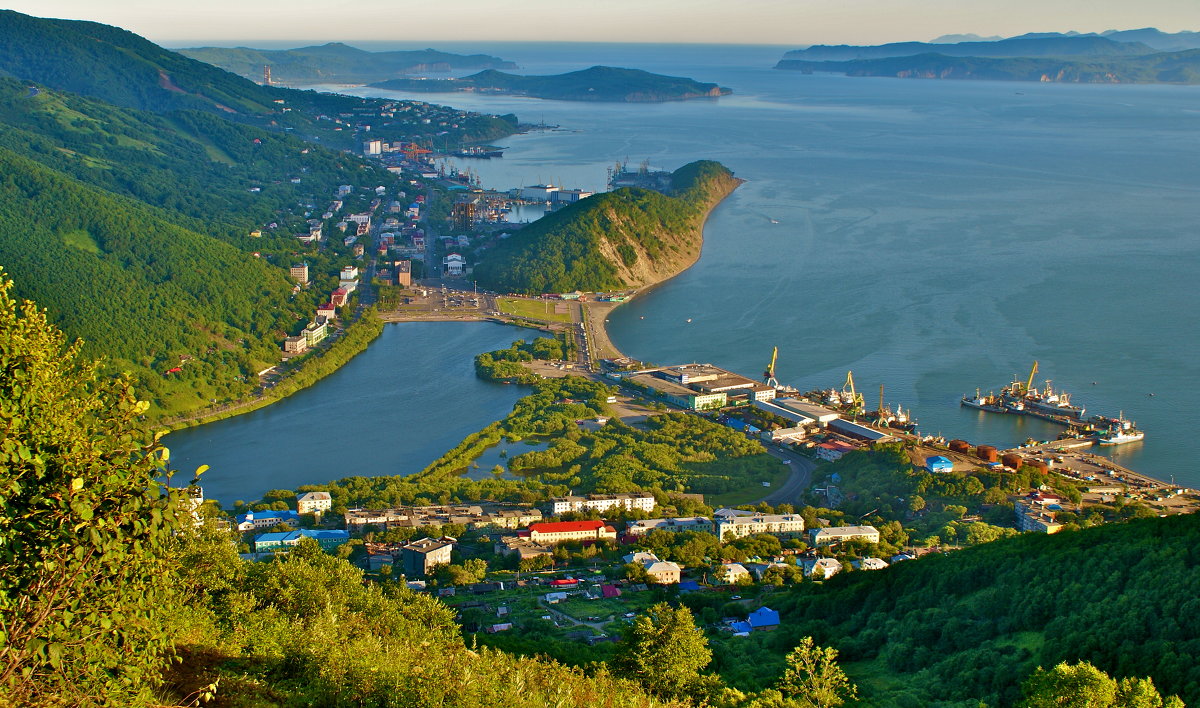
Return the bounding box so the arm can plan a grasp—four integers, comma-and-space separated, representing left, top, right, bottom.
730, 621, 752, 635
236, 509, 301, 532
677, 580, 702, 593
926, 456, 954, 474
747, 606, 780, 632
253, 529, 350, 553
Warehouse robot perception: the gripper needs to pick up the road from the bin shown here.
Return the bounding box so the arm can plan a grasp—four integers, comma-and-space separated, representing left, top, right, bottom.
758, 446, 816, 507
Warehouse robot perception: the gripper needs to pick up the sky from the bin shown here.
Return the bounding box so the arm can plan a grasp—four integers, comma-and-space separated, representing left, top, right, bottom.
4, 0, 1199, 46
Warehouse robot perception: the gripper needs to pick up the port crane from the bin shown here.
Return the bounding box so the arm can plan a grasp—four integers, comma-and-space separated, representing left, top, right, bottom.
763, 347, 779, 387
1020, 361, 1039, 396
842, 371, 865, 414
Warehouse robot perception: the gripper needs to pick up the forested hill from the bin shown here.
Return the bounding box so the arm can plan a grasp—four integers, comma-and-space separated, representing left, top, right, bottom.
178, 43, 518, 85
776, 49, 1200, 84
0, 148, 309, 414
707, 512, 1200, 705
0, 10, 517, 150
473, 161, 741, 294
778, 34, 1155, 63
371, 66, 732, 102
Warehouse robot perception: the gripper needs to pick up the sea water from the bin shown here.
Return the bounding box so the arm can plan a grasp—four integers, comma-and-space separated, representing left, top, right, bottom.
182, 41, 1200, 497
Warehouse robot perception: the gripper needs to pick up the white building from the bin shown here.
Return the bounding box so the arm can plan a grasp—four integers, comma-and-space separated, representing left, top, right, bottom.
715, 563, 750, 584
340, 265, 360, 280
443, 253, 465, 276
519, 184, 560, 201
809, 525, 880, 546
552, 189, 593, 204
804, 557, 842, 579
297, 491, 333, 516
714, 511, 806, 541
626, 517, 713, 536
549, 493, 656, 516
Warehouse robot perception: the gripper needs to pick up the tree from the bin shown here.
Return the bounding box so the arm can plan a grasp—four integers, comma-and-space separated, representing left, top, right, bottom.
777, 637, 858, 708
613, 602, 714, 700
0, 274, 192, 703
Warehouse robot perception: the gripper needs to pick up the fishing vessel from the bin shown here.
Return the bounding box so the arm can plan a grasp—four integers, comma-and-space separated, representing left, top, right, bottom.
1095, 413, 1145, 446
998, 362, 1085, 419
961, 389, 1007, 413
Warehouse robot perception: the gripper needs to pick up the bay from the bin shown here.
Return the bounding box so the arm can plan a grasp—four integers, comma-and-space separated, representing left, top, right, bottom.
165, 322, 530, 504
177, 41, 1200, 501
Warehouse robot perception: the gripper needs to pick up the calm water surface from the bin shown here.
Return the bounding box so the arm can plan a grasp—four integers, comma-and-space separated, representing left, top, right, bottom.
182, 42, 1200, 500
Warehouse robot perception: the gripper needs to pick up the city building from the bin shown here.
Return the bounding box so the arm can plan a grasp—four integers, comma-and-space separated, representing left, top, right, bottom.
401, 537, 455, 577
340, 265, 359, 281
1015, 503, 1064, 534
626, 372, 727, 411
296, 491, 332, 516
443, 253, 465, 276
235, 509, 300, 532
523, 520, 617, 545
395, 260, 412, 287
302, 319, 328, 347
289, 263, 309, 284
283, 335, 308, 354
643, 560, 682, 584
518, 184, 559, 201
626, 517, 713, 536
549, 493, 656, 515
926, 456, 955, 473
552, 188, 594, 204
714, 512, 806, 541
809, 525, 881, 546
253, 529, 349, 552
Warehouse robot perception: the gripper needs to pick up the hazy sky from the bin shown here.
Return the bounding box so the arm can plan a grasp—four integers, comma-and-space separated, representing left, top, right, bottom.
5, 0, 1199, 46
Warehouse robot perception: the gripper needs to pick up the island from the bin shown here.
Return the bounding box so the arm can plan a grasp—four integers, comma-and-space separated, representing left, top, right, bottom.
370, 66, 732, 102
177, 42, 517, 84
472, 161, 741, 294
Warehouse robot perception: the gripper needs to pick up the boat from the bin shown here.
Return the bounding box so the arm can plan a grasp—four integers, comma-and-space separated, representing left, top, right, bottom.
451, 146, 504, 159
961, 389, 1007, 414
1095, 413, 1144, 446
1019, 380, 1086, 419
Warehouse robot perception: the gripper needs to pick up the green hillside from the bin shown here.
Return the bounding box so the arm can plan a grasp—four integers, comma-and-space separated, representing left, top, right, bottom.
179, 42, 517, 84
473, 161, 741, 294
372, 65, 732, 102
0, 10, 518, 150
0, 148, 313, 415
699, 512, 1200, 706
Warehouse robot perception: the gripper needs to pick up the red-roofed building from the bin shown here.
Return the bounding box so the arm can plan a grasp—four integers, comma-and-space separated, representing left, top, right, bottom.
548, 578, 579, 587
526, 520, 617, 545
601, 584, 622, 598
330, 288, 349, 307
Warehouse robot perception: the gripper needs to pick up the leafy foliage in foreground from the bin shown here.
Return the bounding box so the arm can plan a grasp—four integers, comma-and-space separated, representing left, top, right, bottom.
0, 275, 190, 704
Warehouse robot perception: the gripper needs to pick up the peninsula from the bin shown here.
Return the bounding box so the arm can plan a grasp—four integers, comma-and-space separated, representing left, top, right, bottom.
370, 66, 732, 102
178, 43, 517, 85
472, 161, 741, 294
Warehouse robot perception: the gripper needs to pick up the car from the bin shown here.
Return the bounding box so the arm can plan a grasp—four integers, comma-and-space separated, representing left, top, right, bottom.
783, 459, 792, 465
731, 595, 742, 600
623, 612, 636, 618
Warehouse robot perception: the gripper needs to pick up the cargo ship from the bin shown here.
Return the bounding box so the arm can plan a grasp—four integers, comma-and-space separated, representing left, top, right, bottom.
1014, 380, 1086, 420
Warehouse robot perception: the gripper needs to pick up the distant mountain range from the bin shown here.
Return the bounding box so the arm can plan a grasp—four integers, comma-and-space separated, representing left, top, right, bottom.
371, 66, 732, 103
778, 28, 1200, 83
177, 43, 518, 85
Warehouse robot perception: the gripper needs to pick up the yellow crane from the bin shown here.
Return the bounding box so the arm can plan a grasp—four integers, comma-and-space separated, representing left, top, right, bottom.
763, 346, 779, 387
842, 370, 865, 413
1023, 361, 1039, 396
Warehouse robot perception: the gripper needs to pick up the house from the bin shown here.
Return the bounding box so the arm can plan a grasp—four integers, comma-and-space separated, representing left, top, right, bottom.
401, 536, 455, 577
524, 520, 617, 545
926, 456, 955, 473
296, 491, 332, 516
715, 563, 750, 584
317, 303, 337, 320
330, 288, 349, 307
601, 584, 622, 598
855, 557, 889, 571
643, 560, 682, 585
623, 551, 660, 565
809, 525, 880, 546
235, 509, 300, 532
803, 558, 842, 579
550, 493, 656, 515
747, 607, 780, 631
